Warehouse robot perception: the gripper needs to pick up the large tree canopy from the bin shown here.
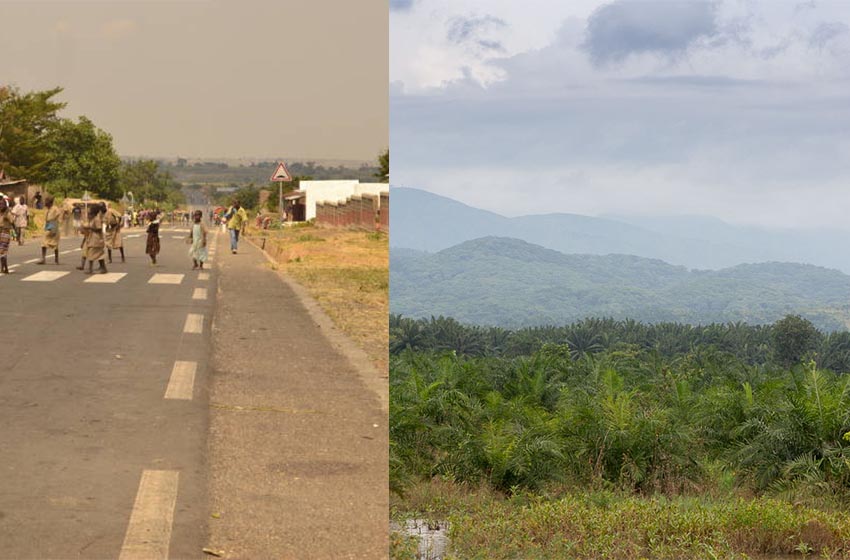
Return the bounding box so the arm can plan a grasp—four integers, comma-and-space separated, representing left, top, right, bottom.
0, 86, 66, 182
45, 116, 122, 199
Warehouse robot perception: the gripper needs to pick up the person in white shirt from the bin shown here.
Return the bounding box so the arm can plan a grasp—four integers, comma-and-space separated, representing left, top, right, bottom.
11, 196, 28, 245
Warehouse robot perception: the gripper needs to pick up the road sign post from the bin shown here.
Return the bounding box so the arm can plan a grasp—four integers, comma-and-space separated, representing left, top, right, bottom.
270, 162, 293, 224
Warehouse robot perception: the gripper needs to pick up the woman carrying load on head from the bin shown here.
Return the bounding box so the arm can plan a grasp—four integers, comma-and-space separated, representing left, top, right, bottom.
81, 203, 107, 274
37, 195, 64, 265
105, 203, 125, 264
146, 210, 161, 265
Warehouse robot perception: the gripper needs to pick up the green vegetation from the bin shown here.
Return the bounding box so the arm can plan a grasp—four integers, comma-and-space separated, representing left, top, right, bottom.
391, 237, 850, 331
391, 314, 850, 558
394, 483, 850, 559
376, 148, 389, 182
0, 85, 184, 205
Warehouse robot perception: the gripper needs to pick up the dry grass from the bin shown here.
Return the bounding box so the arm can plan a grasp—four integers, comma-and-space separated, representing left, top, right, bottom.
248, 223, 388, 374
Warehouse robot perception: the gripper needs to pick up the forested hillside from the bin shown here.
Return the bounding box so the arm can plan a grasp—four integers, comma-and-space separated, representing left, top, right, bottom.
391, 237, 850, 331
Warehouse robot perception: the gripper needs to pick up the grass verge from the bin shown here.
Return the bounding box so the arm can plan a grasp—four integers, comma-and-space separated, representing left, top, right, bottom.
247, 223, 388, 374
392, 480, 850, 559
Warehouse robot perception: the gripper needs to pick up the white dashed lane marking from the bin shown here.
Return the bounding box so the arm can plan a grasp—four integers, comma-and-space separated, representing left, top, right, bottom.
183, 314, 203, 334
84, 272, 127, 284
192, 288, 207, 300
198, 272, 209, 281
148, 274, 184, 285
22, 271, 70, 282
164, 361, 196, 400
119, 470, 179, 560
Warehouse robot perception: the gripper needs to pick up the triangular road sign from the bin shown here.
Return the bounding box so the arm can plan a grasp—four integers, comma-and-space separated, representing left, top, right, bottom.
270, 162, 292, 182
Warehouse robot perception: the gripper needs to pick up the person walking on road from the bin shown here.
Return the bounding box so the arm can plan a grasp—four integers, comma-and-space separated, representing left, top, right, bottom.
146, 210, 161, 265
0, 199, 14, 274
105, 203, 125, 264
225, 200, 247, 254
37, 195, 63, 265
11, 196, 27, 245
72, 205, 82, 234
188, 210, 208, 270
77, 206, 90, 271
82, 204, 107, 274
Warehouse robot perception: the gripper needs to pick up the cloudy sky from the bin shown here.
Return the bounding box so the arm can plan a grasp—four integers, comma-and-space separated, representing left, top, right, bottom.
390, 0, 850, 229
1, 0, 387, 161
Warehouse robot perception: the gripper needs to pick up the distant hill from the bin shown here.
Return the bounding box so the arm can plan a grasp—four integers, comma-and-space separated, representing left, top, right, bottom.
390, 237, 850, 330
391, 188, 850, 273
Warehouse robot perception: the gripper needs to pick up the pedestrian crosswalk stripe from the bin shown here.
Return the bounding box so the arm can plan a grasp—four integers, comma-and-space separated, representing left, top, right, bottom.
24, 258, 38, 264
171, 236, 184, 239
183, 313, 203, 334
119, 470, 179, 560
126, 234, 141, 239
198, 272, 210, 281
84, 272, 127, 284
192, 287, 207, 300
22, 271, 70, 282
148, 273, 184, 285
164, 361, 196, 400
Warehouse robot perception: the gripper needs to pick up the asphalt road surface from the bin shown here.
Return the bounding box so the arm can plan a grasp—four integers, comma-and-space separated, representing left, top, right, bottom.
0, 226, 213, 559
0, 224, 389, 559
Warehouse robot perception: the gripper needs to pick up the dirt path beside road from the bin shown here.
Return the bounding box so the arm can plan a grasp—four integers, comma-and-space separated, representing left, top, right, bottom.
206, 232, 388, 559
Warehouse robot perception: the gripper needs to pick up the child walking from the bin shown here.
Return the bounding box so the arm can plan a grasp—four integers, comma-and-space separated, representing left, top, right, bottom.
188, 210, 208, 270
146, 210, 161, 265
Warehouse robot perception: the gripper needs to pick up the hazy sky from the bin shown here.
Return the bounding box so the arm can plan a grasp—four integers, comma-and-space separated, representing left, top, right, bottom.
390, 0, 850, 229
1, 0, 387, 161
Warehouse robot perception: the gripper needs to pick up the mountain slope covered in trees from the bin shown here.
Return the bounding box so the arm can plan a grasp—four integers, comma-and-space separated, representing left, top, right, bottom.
390, 236, 850, 330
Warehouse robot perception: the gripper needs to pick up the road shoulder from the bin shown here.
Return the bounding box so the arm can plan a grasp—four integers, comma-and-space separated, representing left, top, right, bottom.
206, 233, 389, 559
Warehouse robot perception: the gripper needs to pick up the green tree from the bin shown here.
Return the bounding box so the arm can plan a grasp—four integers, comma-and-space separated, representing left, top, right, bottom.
45, 116, 122, 199
375, 149, 389, 182
120, 159, 183, 205
772, 315, 821, 368
0, 86, 66, 182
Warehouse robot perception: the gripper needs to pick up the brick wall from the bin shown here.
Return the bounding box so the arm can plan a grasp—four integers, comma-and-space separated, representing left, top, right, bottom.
314, 191, 388, 231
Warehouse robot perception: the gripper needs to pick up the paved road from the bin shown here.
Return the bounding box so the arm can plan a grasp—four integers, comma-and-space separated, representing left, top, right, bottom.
0, 227, 214, 559
0, 225, 389, 559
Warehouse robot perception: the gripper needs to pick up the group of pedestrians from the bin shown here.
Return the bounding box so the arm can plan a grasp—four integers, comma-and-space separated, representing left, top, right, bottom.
0, 196, 224, 274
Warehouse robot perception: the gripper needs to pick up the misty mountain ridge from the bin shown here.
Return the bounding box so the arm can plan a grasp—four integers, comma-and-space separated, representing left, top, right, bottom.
391, 187, 850, 273
390, 236, 850, 331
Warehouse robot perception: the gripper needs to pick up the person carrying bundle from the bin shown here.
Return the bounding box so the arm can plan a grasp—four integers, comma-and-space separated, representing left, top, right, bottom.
37, 195, 64, 265
105, 203, 125, 264
79, 204, 107, 274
